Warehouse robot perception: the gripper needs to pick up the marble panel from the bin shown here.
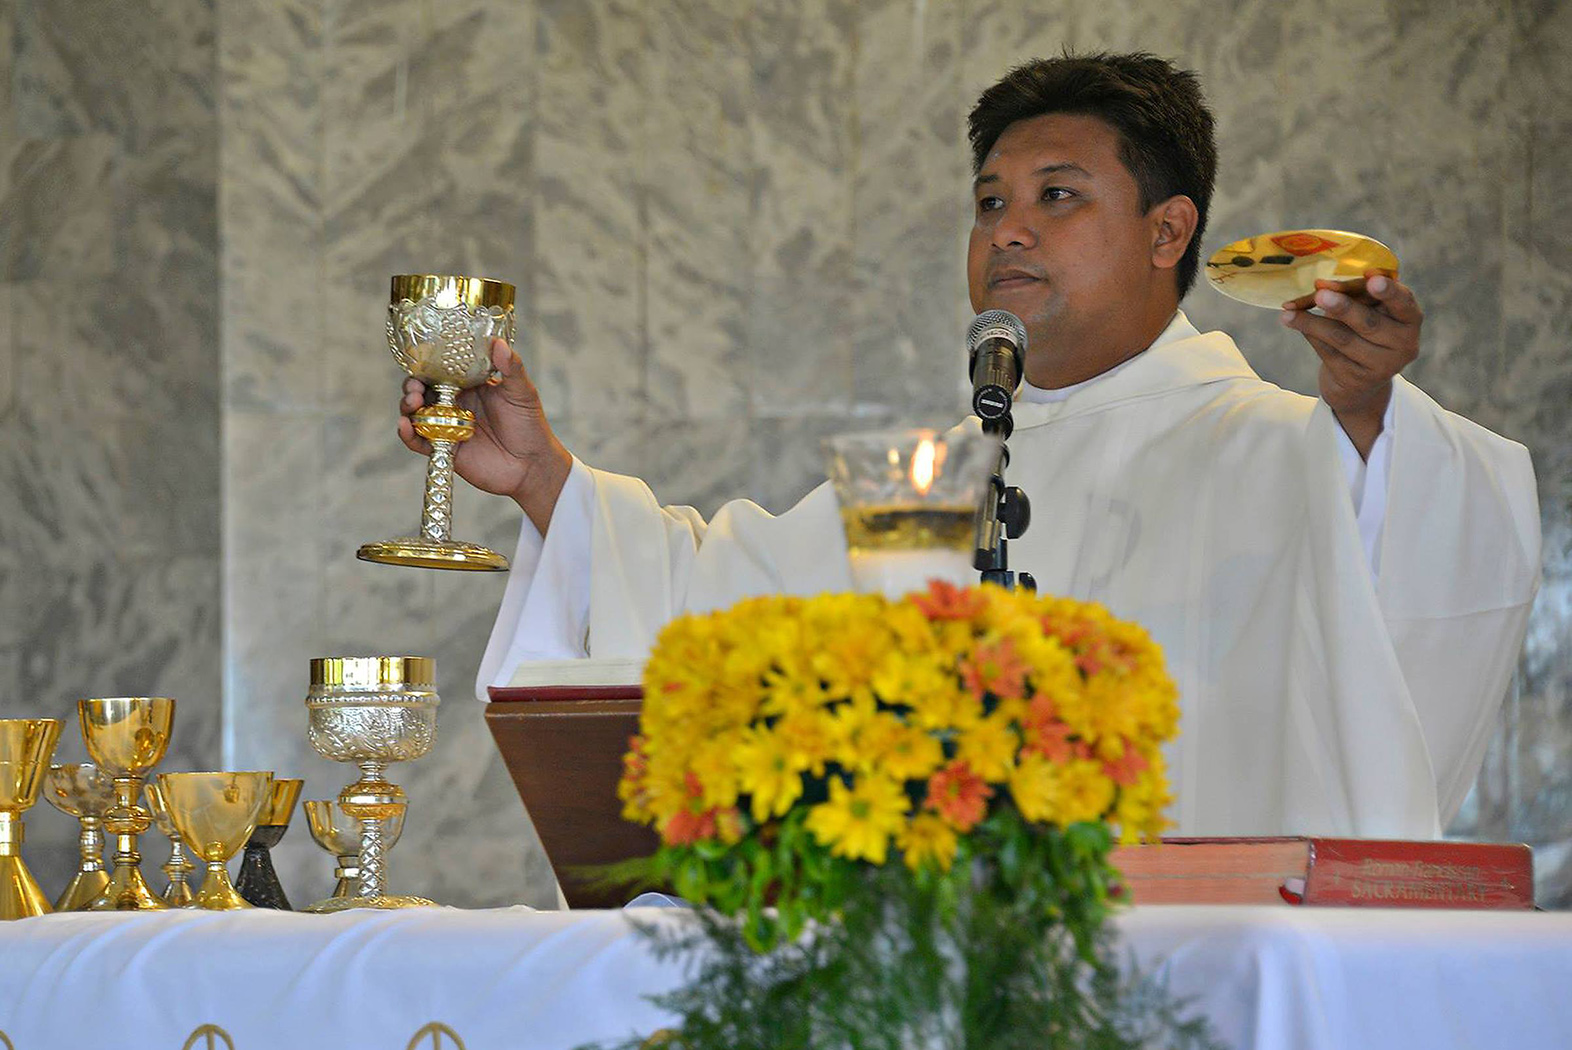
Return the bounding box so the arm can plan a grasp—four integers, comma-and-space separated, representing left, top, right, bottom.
0, 284, 12, 418
0, 134, 117, 281
1509, 0, 1572, 115
529, 0, 649, 421
848, 0, 969, 421
743, 0, 857, 416
12, 0, 215, 148
218, 0, 325, 411
641, 0, 751, 422
0, 1, 14, 126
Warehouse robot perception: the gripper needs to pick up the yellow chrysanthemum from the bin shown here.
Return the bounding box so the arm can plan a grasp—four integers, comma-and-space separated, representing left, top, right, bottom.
1009, 753, 1113, 827
955, 711, 1018, 782
805, 775, 910, 865
897, 813, 959, 872
734, 726, 804, 822
851, 711, 945, 782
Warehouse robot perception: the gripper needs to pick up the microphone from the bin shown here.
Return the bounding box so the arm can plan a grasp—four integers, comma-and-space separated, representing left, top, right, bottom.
967, 310, 1027, 422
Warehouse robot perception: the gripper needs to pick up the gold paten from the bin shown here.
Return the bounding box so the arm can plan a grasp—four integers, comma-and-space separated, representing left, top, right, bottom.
156, 771, 274, 910
44, 763, 116, 911
144, 780, 197, 906
357, 273, 517, 573
80, 697, 175, 910
0, 719, 63, 920
304, 655, 438, 911
1205, 229, 1400, 308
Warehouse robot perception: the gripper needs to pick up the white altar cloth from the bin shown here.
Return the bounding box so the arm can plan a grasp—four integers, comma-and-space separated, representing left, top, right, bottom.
0, 904, 1568, 1049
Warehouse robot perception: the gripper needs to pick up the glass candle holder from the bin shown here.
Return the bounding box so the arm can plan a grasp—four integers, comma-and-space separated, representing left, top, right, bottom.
825, 426, 1000, 599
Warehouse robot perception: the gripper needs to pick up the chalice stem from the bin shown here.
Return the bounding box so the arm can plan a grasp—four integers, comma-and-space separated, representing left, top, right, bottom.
80, 817, 105, 871
359, 816, 385, 898
421, 437, 458, 543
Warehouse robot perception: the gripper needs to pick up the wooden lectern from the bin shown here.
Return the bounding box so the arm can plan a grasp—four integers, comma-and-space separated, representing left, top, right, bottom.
486, 684, 658, 908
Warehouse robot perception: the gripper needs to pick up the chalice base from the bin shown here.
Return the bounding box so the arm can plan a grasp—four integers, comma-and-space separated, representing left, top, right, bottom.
0, 856, 53, 919
303, 893, 437, 913
194, 878, 252, 911
89, 864, 167, 911
54, 868, 111, 912
357, 537, 509, 572
163, 880, 195, 908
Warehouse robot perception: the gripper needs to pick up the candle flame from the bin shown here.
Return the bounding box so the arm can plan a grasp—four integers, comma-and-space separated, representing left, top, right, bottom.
911, 438, 937, 497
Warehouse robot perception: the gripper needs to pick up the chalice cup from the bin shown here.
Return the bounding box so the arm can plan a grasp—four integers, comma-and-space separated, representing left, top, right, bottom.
79, 697, 174, 910
304, 798, 406, 905
44, 762, 116, 911
144, 780, 196, 907
0, 719, 63, 919
156, 771, 274, 910
304, 656, 437, 912
356, 274, 516, 572
236, 777, 303, 909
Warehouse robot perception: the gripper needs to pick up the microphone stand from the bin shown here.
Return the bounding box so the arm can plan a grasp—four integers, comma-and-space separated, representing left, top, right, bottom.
972, 410, 1035, 593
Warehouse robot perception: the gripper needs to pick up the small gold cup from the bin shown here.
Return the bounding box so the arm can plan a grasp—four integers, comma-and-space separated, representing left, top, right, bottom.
79, 697, 175, 910
143, 781, 196, 907
0, 719, 63, 919
43, 763, 116, 911
156, 771, 274, 910
304, 798, 406, 903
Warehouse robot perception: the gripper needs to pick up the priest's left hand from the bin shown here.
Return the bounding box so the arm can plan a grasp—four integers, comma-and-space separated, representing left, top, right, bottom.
1279, 272, 1421, 459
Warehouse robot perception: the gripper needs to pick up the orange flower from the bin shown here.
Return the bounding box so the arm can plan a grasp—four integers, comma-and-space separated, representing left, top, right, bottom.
960, 637, 1030, 700
1103, 745, 1149, 787
925, 760, 994, 831
912, 579, 987, 621
661, 807, 717, 845
1024, 717, 1076, 764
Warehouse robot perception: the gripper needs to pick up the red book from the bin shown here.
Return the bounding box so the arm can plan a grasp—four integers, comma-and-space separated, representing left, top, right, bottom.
1110, 837, 1535, 910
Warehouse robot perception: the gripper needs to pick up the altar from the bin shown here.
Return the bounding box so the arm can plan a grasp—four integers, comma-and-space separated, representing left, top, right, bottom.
1, 904, 1568, 1050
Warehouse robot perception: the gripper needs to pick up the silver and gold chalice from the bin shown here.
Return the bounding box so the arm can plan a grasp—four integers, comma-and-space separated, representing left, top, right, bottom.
44, 762, 116, 911
357, 274, 516, 571
304, 656, 437, 911
80, 697, 174, 911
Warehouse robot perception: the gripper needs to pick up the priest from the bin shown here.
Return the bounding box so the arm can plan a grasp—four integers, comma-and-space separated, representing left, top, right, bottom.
398, 53, 1540, 840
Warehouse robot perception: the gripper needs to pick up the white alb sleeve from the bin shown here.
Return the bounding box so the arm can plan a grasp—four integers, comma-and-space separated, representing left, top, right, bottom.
1332, 396, 1396, 576
474, 458, 595, 698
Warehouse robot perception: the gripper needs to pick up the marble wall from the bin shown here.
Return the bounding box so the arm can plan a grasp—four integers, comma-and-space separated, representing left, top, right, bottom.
3, 0, 1570, 910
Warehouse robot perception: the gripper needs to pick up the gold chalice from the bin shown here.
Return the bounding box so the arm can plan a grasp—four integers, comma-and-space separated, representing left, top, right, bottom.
0, 719, 63, 919
304, 656, 437, 911
79, 697, 175, 910
357, 274, 515, 571
236, 777, 304, 909
43, 763, 116, 911
156, 771, 274, 910
143, 780, 196, 906
304, 798, 406, 904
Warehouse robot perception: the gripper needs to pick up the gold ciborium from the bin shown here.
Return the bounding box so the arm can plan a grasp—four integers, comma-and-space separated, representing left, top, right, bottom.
357, 274, 516, 571
44, 762, 116, 911
156, 771, 274, 911
303, 656, 437, 911
143, 780, 196, 906
304, 798, 406, 904
79, 697, 175, 910
0, 719, 63, 919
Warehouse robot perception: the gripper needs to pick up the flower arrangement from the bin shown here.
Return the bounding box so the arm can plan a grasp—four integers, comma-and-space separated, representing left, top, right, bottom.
600, 582, 1213, 1050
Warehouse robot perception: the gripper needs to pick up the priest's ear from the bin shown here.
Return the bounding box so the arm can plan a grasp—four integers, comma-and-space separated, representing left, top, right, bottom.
1149, 194, 1199, 278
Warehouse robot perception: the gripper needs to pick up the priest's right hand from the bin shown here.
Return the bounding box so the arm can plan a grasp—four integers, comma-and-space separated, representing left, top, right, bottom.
397, 337, 573, 536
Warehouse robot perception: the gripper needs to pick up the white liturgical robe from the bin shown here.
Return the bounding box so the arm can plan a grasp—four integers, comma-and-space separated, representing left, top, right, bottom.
480, 313, 1540, 839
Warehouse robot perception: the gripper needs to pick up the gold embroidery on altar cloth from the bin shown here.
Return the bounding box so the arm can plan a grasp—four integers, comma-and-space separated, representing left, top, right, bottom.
181, 1024, 236, 1050
406, 1021, 467, 1050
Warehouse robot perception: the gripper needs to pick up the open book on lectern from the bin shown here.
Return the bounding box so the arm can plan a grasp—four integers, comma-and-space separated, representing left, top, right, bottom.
500, 657, 646, 692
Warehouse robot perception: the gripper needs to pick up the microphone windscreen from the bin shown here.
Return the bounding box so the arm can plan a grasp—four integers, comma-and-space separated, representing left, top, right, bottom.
966, 309, 1028, 354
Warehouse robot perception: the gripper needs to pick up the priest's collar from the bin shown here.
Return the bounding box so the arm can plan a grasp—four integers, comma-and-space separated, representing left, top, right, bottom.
1008, 310, 1259, 429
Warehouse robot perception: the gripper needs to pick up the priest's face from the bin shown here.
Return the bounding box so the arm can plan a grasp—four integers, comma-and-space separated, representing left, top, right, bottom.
967, 112, 1175, 386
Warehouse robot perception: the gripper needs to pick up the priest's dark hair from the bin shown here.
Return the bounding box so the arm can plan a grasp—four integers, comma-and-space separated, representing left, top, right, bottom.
968, 51, 1217, 299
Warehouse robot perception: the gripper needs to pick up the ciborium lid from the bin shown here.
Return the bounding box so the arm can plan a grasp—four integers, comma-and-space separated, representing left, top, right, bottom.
389, 274, 515, 311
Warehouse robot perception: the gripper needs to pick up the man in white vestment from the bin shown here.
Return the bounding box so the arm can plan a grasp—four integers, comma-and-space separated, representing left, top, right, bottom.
398, 53, 1540, 840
